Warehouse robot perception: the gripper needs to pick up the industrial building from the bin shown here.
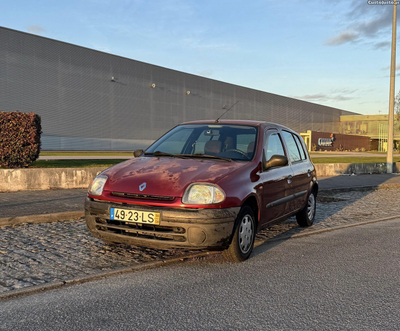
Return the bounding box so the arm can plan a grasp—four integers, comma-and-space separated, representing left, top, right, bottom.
1, 26, 397, 152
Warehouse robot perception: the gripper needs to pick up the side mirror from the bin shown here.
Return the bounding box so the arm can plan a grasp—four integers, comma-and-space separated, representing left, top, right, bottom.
264, 155, 288, 170
133, 149, 144, 157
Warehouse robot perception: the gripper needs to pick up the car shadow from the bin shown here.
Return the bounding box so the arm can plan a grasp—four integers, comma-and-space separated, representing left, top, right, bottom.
251, 172, 400, 259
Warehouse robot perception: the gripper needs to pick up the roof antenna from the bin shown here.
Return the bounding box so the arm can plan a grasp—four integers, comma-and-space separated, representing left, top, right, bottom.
215, 101, 239, 123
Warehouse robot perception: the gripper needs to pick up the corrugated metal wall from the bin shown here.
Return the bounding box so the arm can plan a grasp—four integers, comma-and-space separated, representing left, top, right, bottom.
0, 27, 357, 150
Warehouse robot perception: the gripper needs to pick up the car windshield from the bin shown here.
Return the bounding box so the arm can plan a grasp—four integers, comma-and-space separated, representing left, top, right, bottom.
145, 124, 258, 161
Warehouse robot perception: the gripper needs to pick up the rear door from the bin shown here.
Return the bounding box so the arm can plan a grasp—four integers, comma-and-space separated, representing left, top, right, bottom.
281, 130, 312, 212
259, 129, 293, 228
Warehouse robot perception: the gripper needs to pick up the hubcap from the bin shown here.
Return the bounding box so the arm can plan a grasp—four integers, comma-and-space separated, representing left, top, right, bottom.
307, 193, 315, 220
238, 214, 254, 254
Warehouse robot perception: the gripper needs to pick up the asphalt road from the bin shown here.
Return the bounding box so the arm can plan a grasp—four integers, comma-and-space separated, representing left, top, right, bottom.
1, 218, 399, 331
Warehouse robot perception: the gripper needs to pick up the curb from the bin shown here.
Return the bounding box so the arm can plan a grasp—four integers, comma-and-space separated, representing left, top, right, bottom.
0, 211, 84, 228
0, 251, 216, 301
319, 182, 400, 194
1, 215, 399, 301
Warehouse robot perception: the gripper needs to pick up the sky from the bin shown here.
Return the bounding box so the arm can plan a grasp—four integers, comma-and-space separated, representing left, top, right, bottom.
1, 0, 399, 115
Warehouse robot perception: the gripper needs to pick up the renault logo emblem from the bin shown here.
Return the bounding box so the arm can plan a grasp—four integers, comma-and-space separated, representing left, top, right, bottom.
139, 182, 146, 191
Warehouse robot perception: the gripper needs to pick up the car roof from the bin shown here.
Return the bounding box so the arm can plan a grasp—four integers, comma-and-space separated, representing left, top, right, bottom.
181, 119, 295, 132
182, 119, 265, 126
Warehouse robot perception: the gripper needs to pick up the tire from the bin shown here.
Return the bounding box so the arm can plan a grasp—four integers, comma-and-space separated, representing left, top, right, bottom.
296, 190, 316, 227
223, 205, 256, 262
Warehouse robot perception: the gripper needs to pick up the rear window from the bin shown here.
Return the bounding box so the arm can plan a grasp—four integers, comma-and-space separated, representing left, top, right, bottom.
294, 135, 307, 160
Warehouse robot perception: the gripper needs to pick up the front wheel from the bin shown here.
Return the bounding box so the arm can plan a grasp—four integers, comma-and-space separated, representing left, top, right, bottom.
223, 205, 256, 262
296, 190, 316, 227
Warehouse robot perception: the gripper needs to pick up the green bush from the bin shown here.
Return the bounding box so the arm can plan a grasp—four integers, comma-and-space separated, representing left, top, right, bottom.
0, 111, 42, 168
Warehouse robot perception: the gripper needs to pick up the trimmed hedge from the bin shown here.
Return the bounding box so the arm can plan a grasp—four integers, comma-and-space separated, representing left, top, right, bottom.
0, 111, 42, 168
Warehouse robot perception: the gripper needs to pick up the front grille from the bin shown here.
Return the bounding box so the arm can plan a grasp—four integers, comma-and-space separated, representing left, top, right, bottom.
111, 191, 175, 201
95, 217, 186, 242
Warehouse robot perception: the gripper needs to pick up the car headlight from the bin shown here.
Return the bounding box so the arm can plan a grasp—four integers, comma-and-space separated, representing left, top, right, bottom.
182, 184, 225, 205
88, 175, 108, 196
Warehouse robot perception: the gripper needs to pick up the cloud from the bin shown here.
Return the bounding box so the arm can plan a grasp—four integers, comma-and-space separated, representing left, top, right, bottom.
198, 70, 213, 77
381, 64, 400, 71
294, 94, 329, 101
326, 31, 359, 46
27, 25, 45, 34
353, 7, 392, 36
331, 88, 358, 94
332, 95, 355, 101
293, 93, 354, 102
374, 41, 391, 49
326, 3, 393, 46
347, 0, 371, 17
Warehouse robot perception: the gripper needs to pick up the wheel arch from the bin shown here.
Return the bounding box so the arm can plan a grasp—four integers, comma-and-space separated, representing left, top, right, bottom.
242, 195, 259, 225
226, 195, 259, 247
311, 181, 319, 196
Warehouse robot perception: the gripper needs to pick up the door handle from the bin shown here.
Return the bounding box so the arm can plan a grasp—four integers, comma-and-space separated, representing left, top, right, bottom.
287, 175, 293, 184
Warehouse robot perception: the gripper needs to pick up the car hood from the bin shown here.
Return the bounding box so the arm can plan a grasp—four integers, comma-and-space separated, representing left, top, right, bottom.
103, 156, 246, 197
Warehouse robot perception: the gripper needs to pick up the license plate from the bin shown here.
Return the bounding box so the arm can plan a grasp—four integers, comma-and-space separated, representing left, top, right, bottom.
110, 208, 160, 225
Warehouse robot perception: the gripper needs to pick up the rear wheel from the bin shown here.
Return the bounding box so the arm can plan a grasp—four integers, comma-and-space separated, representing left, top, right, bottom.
223, 205, 256, 262
296, 190, 316, 227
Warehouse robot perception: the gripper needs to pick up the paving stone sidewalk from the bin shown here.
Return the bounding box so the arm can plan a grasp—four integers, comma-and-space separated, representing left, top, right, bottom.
1, 173, 399, 219
1, 187, 399, 294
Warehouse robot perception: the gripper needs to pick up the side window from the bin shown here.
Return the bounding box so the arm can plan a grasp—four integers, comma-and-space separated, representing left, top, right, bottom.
294, 135, 307, 160
282, 131, 301, 163
264, 132, 286, 161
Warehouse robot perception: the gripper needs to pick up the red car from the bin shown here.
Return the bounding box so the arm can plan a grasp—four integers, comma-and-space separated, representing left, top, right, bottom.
85, 120, 318, 262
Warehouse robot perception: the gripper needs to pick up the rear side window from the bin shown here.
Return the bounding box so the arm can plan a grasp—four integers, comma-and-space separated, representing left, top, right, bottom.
264, 132, 286, 161
294, 135, 307, 160
281, 131, 302, 163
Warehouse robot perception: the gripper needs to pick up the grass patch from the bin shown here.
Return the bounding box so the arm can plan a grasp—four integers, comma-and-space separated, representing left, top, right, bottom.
309, 152, 344, 155
40, 152, 133, 156
30, 159, 128, 168
311, 157, 400, 164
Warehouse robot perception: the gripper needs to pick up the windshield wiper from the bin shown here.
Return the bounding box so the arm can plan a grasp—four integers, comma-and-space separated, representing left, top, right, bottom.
180, 154, 232, 162
144, 151, 189, 159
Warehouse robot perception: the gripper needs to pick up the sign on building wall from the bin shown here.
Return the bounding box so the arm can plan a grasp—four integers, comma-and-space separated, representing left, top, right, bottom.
311, 132, 370, 151
317, 134, 335, 147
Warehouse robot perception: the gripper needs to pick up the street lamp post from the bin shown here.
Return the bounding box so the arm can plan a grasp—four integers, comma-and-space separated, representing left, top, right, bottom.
387, 2, 397, 173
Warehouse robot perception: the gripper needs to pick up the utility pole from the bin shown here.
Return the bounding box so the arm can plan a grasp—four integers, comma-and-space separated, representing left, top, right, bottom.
387, 2, 397, 173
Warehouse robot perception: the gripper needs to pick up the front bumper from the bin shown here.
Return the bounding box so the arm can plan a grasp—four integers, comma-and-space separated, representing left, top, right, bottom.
84, 198, 240, 249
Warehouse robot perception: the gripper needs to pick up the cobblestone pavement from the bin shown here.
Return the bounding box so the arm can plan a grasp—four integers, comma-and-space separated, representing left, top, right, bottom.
0, 188, 399, 294
1, 173, 399, 219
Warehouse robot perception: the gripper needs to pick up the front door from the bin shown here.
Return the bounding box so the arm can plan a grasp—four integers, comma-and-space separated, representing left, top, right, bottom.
259, 130, 293, 228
